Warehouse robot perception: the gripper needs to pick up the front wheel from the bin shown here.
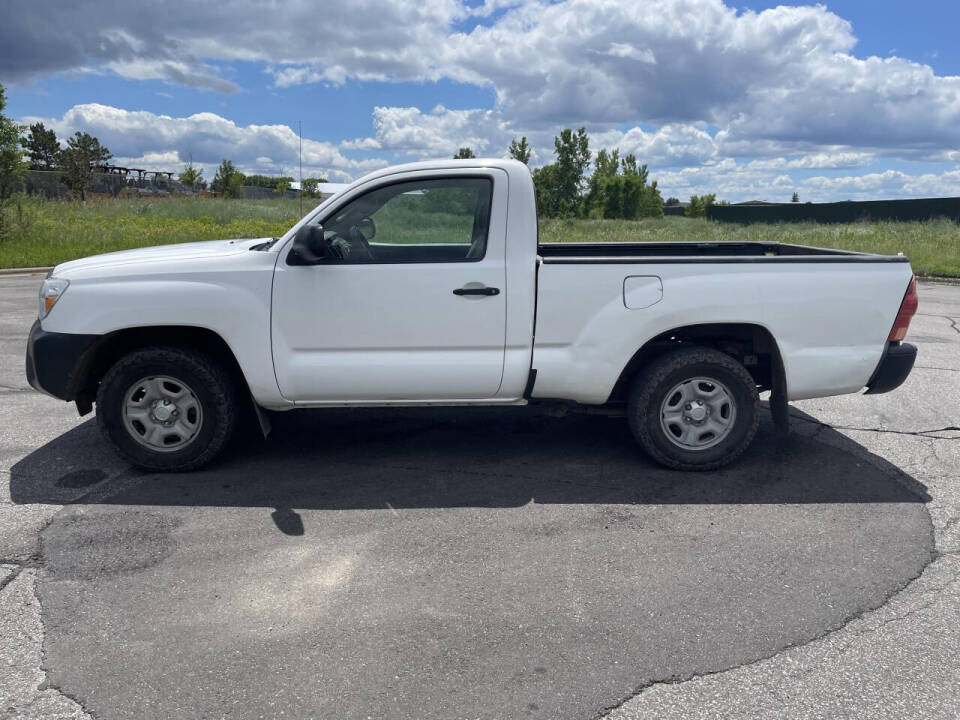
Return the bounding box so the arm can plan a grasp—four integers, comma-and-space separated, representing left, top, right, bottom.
627, 347, 759, 470
96, 346, 239, 472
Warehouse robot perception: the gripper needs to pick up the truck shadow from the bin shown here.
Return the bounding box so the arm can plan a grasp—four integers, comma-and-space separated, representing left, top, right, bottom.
8, 405, 930, 518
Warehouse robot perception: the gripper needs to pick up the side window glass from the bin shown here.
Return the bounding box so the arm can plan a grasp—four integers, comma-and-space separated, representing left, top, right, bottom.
320, 177, 492, 263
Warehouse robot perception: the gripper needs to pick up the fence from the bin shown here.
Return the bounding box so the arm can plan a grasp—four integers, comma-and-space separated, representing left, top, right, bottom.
708, 196, 960, 224
19, 170, 328, 201
21, 170, 200, 199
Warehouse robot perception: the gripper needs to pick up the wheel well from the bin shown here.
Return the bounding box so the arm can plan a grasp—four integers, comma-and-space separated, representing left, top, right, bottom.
72, 326, 248, 411
607, 323, 784, 404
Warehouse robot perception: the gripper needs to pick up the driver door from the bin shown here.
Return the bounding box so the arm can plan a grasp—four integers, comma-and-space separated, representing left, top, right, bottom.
271, 170, 508, 403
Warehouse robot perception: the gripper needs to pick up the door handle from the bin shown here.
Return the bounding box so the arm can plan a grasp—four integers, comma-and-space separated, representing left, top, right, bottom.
453, 286, 500, 296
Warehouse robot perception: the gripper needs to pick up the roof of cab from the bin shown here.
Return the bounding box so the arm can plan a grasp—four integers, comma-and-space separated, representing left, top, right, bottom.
349, 158, 531, 189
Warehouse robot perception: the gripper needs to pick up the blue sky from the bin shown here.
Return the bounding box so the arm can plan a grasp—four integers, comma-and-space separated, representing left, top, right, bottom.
3, 0, 959, 201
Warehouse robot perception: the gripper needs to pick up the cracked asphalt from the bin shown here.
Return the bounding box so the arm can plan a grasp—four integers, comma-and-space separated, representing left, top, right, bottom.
0, 275, 957, 719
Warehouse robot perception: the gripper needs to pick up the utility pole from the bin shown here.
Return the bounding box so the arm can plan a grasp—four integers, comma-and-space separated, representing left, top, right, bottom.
299, 120, 303, 216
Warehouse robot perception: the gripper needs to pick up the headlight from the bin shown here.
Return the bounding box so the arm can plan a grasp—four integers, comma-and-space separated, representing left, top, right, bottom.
38, 277, 69, 319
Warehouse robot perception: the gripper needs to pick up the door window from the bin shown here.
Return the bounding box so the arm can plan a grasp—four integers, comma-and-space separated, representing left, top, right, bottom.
311, 177, 493, 264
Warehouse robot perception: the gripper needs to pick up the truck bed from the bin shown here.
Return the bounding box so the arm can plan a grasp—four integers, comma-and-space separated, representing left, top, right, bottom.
531, 242, 914, 406
538, 241, 910, 264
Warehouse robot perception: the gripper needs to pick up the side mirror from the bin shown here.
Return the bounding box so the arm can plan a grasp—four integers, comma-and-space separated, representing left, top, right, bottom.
290, 224, 328, 264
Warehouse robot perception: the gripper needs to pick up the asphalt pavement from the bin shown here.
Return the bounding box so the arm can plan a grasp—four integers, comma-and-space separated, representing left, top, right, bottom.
0, 274, 957, 719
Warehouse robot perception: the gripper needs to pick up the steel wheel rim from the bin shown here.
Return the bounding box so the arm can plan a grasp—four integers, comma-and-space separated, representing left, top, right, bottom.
121, 375, 203, 452
659, 376, 736, 451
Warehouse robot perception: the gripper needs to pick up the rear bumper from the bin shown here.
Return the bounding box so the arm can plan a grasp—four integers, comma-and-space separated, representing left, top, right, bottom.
25, 320, 100, 401
864, 342, 917, 394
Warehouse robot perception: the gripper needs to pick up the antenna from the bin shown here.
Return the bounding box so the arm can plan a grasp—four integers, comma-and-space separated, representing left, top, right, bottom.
299, 120, 303, 216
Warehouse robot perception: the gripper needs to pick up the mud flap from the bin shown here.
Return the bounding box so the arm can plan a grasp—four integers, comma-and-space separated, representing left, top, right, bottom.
251, 395, 272, 438
770, 351, 790, 433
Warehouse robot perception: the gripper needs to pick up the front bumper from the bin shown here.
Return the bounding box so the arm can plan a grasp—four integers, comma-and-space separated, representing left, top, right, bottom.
864, 342, 917, 394
25, 320, 100, 401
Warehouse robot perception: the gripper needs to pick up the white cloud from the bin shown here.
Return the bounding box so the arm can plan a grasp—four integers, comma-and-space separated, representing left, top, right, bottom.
747, 152, 876, 170
6, 0, 960, 200
803, 169, 960, 201
344, 105, 515, 158
605, 43, 656, 65
4, 0, 960, 163
26, 103, 386, 181
653, 161, 960, 204
597, 124, 718, 167
0, 0, 460, 90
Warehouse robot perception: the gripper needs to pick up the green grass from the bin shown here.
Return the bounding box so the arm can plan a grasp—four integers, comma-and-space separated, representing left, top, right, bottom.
2, 197, 958, 277
540, 216, 960, 278
0, 196, 302, 268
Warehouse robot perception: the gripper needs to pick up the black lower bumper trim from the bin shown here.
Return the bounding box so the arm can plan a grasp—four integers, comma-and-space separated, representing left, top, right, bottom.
25, 320, 101, 401
865, 342, 917, 394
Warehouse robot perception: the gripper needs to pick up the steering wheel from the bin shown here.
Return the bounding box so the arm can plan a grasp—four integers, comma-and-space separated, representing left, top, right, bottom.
349, 220, 376, 260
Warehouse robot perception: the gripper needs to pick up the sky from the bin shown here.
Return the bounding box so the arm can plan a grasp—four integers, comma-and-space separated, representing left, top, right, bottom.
2, 0, 960, 203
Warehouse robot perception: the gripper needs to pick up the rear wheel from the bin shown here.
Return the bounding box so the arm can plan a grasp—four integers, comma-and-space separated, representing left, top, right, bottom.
96, 346, 238, 472
627, 347, 759, 470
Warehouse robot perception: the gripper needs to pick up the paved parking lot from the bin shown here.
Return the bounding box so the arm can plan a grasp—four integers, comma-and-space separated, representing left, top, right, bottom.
1, 274, 958, 719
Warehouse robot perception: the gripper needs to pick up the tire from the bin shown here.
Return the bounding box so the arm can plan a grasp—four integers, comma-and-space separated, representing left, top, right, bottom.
627, 347, 759, 471
96, 346, 238, 472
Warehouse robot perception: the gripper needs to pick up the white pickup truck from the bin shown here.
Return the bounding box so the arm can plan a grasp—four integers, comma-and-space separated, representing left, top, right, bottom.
26, 159, 919, 472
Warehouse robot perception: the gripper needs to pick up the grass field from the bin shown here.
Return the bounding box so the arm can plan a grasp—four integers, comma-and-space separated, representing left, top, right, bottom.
2, 196, 958, 277
540, 216, 960, 277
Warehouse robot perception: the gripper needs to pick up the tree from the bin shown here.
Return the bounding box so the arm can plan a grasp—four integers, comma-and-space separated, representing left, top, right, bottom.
552, 127, 590, 216
212, 159, 244, 198
685, 193, 717, 218
301, 177, 327, 198
507, 136, 531, 165
582, 148, 619, 216
665, 197, 680, 206
22, 122, 60, 170
531, 163, 561, 217
792, 191, 800, 203
177, 163, 204, 189
593, 148, 620, 180
0, 83, 26, 239
274, 177, 291, 195
534, 127, 590, 217
59, 131, 111, 201
581, 147, 663, 220
453, 147, 476, 159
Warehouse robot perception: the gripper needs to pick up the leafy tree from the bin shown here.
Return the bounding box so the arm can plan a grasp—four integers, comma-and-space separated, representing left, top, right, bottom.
552, 127, 590, 216
620, 154, 650, 186
274, 177, 291, 195
582, 148, 619, 216
685, 193, 717, 218
534, 127, 590, 217
244, 173, 294, 190
531, 163, 562, 217
530, 128, 666, 220
593, 148, 620, 180
792, 191, 800, 203
213, 159, 244, 198
583, 147, 663, 220
301, 177, 328, 198
177, 163, 204, 188
508, 136, 531, 165
665, 197, 680, 206
59, 131, 111, 201
22, 122, 60, 170
0, 83, 26, 239
226, 173, 244, 198
453, 147, 476, 159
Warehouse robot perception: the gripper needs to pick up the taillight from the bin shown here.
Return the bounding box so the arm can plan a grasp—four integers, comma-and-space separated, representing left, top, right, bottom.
888, 275, 918, 342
